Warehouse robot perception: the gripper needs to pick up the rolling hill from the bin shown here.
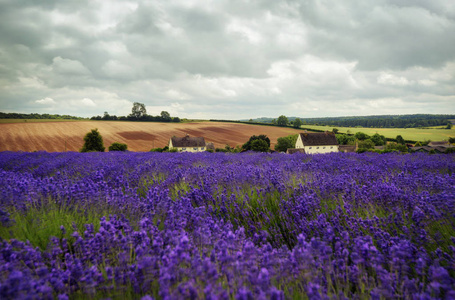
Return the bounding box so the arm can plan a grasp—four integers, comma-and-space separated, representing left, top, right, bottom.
0, 121, 303, 152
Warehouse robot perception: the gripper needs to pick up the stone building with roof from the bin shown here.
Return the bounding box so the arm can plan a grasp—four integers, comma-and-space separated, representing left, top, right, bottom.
286, 148, 306, 154
339, 145, 357, 153
169, 135, 207, 152
410, 141, 454, 153
294, 131, 339, 154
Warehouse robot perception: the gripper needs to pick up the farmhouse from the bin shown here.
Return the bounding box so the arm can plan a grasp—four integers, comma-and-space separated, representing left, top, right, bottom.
294, 131, 339, 154
169, 135, 207, 152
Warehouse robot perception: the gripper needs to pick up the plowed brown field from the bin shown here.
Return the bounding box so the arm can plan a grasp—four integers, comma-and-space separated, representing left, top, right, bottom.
0, 121, 304, 152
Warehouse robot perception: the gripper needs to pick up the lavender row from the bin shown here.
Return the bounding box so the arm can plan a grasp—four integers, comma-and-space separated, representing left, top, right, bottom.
0, 151, 454, 299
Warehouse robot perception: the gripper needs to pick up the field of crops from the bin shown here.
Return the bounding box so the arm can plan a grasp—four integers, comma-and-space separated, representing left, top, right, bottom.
301, 125, 455, 142
1, 151, 454, 298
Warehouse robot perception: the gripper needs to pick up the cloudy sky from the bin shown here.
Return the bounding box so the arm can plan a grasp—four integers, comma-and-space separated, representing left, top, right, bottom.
1, 0, 454, 119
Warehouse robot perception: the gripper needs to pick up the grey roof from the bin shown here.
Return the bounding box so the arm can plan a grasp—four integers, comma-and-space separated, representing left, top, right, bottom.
171, 136, 206, 147
410, 146, 429, 152
410, 146, 446, 153
299, 132, 338, 146
428, 141, 449, 146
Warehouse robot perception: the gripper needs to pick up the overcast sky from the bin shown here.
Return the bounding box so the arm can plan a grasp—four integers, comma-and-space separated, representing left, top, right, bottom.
1, 0, 454, 119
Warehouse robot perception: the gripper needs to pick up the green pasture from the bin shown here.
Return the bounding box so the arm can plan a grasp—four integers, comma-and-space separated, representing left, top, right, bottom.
301, 125, 455, 142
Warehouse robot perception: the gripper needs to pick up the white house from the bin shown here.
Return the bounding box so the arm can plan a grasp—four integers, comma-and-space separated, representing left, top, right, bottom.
295, 131, 339, 154
169, 135, 207, 152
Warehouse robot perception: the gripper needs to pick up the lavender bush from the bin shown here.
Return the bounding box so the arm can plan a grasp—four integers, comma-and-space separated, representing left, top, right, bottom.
0, 151, 454, 299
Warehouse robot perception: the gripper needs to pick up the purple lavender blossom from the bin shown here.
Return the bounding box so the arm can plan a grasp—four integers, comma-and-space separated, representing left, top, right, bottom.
0, 151, 454, 298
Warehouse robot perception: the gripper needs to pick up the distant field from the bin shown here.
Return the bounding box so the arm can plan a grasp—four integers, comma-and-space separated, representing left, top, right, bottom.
0, 119, 86, 123
0, 121, 302, 152
301, 125, 455, 142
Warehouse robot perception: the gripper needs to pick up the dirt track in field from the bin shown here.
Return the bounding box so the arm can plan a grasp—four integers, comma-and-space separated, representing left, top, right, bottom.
0, 121, 304, 152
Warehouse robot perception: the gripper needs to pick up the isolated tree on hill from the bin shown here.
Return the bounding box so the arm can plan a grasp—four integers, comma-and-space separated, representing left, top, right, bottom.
131, 102, 147, 119
242, 135, 271, 151
332, 128, 339, 134
277, 115, 289, 127
80, 129, 105, 152
293, 118, 302, 128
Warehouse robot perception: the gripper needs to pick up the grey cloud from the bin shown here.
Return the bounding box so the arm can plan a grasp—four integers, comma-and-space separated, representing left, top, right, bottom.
299, 1, 455, 70
0, 0, 454, 119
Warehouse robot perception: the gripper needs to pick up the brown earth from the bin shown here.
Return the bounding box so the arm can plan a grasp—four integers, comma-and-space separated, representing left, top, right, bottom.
0, 121, 305, 152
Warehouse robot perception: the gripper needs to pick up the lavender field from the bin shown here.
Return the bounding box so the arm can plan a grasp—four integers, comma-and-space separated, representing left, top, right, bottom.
0, 151, 454, 299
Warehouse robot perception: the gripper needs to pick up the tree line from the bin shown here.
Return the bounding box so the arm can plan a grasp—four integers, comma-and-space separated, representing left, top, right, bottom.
0, 112, 85, 120
91, 102, 181, 123
244, 114, 455, 128
298, 114, 454, 128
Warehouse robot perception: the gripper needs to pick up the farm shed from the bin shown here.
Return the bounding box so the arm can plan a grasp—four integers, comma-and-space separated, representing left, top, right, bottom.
339, 145, 356, 153
286, 148, 306, 154
295, 131, 339, 154
169, 135, 207, 152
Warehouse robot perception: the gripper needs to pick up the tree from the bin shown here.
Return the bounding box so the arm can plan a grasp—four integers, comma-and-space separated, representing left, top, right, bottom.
396, 135, 405, 145
354, 132, 369, 140
357, 139, 375, 150
275, 136, 294, 152
160, 111, 171, 121
293, 118, 302, 129
386, 142, 408, 153
276, 115, 289, 127
130, 102, 147, 119
108, 142, 128, 151
371, 133, 386, 146
449, 137, 455, 144
242, 135, 271, 151
336, 134, 355, 145
80, 129, 105, 152
250, 139, 269, 152
332, 128, 339, 134
446, 123, 453, 129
